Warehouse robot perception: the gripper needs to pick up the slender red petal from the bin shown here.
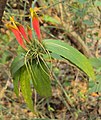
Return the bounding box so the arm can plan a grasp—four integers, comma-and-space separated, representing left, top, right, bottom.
27, 26, 32, 40
11, 28, 27, 50
6, 24, 27, 50
16, 23, 30, 43
30, 8, 41, 42
32, 17, 41, 41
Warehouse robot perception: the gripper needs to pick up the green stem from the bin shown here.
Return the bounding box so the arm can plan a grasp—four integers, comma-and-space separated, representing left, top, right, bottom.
32, 0, 37, 8
30, 0, 37, 39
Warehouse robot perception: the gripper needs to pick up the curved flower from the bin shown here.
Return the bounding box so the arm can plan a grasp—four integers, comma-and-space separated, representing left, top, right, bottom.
6, 23, 27, 50
16, 22, 30, 43
27, 26, 32, 40
6, 8, 42, 50
30, 8, 41, 42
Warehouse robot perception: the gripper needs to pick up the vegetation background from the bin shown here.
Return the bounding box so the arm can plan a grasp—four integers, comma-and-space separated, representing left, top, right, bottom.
0, 0, 101, 119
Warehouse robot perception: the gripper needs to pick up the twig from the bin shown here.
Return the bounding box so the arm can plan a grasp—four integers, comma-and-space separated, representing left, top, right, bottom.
34, 89, 37, 112
52, 73, 74, 109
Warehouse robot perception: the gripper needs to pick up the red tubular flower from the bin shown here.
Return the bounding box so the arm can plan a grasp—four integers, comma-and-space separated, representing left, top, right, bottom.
6, 23, 27, 50
30, 8, 41, 42
32, 16, 41, 41
6, 9, 42, 50
16, 23, 30, 43
27, 26, 32, 40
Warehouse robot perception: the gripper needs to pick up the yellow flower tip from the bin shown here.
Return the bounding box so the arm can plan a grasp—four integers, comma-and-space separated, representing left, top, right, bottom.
5, 23, 10, 28
27, 25, 31, 30
9, 17, 19, 29
6, 23, 16, 29
30, 8, 37, 18
15, 22, 21, 27
30, 8, 34, 17
10, 16, 15, 22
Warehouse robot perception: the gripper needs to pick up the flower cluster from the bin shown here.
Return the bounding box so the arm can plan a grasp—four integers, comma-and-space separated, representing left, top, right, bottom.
6, 8, 41, 50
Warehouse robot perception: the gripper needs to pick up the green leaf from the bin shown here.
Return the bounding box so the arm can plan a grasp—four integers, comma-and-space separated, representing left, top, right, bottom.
51, 53, 65, 61
0, 50, 11, 64
77, 0, 87, 4
43, 15, 60, 24
76, 9, 86, 17
83, 20, 94, 26
31, 60, 52, 97
43, 39, 95, 80
89, 57, 101, 69
89, 75, 101, 93
13, 70, 20, 96
20, 66, 34, 112
94, 0, 101, 6
11, 54, 25, 77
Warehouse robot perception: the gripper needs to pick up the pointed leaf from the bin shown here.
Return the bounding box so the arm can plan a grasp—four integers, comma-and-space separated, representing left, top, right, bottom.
13, 70, 20, 96
31, 60, 52, 97
20, 66, 34, 112
43, 15, 60, 24
43, 39, 95, 80
10, 55, 25, 77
